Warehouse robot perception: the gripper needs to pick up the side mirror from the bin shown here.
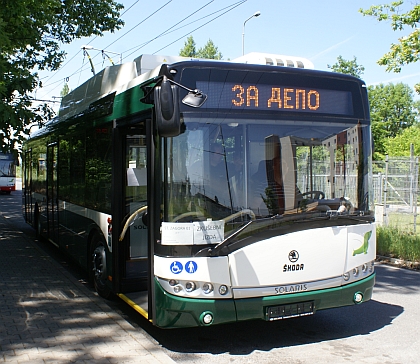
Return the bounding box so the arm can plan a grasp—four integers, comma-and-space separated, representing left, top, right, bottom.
182, 91, 207, 108
154, 76, 181, 137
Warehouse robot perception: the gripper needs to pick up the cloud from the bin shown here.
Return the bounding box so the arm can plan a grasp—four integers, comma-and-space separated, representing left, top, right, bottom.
310, 36, 355, 61
368, 72, 420, 86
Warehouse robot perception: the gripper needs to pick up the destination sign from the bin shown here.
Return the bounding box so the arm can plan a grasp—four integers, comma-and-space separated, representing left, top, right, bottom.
196, 81, 354, 116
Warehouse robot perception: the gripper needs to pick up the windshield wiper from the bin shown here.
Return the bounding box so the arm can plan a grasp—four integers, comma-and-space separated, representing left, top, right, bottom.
195, 214, 288, 257
195, 220, 254, 257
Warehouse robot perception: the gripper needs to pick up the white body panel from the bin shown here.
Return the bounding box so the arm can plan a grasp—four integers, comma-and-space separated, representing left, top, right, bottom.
0, 176, 15, 188
229, 226, 348, 288
345, 224, 376, 271
154, 255, 231, 284
155, 224, 375, 299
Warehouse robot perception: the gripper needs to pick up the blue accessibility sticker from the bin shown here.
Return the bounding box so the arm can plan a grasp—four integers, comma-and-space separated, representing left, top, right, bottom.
185, 261, 198, 274
170, 261, 183, 274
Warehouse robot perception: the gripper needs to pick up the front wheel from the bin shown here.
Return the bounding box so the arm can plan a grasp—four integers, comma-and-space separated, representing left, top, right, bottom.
90, 235, 112, 299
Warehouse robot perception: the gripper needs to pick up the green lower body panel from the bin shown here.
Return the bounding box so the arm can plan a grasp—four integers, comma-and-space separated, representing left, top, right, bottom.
154, 273, 375, 328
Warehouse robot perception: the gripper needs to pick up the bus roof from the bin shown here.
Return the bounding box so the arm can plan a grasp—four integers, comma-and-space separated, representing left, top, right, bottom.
58, 53, 320, 122
35, 53, 367, 140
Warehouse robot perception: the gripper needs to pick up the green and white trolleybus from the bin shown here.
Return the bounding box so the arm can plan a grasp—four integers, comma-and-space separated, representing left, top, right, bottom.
22, 53, 376, 328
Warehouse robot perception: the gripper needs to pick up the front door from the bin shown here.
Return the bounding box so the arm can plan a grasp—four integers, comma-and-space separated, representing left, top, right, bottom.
114, 124, 149, 293
125, 132, 149, 280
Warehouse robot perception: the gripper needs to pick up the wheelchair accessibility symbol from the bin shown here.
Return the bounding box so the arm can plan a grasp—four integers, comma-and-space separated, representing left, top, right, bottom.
170, 261, 183, 274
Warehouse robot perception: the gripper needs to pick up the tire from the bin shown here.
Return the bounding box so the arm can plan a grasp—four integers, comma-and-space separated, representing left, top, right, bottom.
90, 234, 112, 299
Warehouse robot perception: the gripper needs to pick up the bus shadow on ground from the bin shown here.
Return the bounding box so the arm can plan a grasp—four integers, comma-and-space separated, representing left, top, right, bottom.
142, 298, 402, 355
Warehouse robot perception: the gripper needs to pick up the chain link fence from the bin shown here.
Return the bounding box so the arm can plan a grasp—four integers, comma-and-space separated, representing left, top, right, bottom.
373, 155, 420, 234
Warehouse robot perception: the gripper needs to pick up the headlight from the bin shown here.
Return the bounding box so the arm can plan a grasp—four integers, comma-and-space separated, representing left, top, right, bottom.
169, 279, 178, 286
185, 281, 196, 292
202, 282, 214, 294
218, 285, 228, 295
157, 278, 232, 298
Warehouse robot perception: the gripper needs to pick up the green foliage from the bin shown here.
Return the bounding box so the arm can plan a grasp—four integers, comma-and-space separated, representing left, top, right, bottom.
179, 36, 222, 60
60, 83, 70, 98
0, 0, 124, 152
367, 83, 419, 159
377, 225, 420, 261
179, 36, 197, 57
327, 55, 365, 79
197, 39, 223, 60
360, 2, 420, 94
385, 124, 420, 156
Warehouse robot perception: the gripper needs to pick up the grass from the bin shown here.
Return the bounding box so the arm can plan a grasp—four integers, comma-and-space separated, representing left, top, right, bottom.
387, 211, 420, 235
377, 225, 420, 262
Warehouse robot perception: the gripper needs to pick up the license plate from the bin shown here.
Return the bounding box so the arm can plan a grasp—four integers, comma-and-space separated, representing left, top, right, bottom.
266, 301, 314, 321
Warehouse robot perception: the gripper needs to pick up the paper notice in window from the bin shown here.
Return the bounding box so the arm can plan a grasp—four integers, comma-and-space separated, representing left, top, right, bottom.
161, 222, 194, 245
193, 220, 224, 245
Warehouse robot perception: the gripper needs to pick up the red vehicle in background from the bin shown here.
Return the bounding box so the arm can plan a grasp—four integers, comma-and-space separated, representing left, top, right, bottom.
0, 153, 17, 194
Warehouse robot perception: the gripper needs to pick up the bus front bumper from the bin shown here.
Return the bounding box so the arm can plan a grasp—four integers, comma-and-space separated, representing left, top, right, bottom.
154, 273, 375, 328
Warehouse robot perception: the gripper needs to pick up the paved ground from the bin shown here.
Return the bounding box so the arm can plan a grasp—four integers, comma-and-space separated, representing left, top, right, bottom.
0, 191, 175, 364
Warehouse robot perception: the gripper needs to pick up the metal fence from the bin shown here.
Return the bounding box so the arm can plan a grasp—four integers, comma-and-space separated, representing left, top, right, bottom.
373, 155, 419, 233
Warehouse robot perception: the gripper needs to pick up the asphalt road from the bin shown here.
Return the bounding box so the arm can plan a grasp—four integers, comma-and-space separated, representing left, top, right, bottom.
2, 187, 420, 364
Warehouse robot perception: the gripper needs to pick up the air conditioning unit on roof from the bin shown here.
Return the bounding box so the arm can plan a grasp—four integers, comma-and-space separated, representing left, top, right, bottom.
232, 52, 314, 69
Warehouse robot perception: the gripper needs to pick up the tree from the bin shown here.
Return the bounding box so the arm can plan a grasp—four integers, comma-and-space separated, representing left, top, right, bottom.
368, 83, 419, 159
179, 36, 197, 58
360, 2, 420, 94
60, 84, 70, 98
197, 39, 223, 60
0, 0, 124, 153
385, 124, 420, 156
179, 36, 222, 60
327, 56, 365, 79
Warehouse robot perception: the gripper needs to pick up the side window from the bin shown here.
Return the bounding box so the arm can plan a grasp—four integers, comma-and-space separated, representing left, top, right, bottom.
70, 133, 86, 205
86, 126, 112, 213
58, 138, 71, 201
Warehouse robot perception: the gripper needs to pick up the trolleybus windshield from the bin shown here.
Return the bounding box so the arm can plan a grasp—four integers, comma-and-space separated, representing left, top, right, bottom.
160, 113, 373, 251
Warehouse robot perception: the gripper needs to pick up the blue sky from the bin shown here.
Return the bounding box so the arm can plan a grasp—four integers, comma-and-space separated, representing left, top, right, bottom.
36, 0, 420, 105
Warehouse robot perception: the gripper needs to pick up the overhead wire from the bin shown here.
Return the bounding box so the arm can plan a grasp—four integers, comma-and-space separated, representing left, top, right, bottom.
104, 0, 173, 51
39, 0, 247, 100
40, 0, 168, 94
152, 0, 247, 54
39, 0, 142, 93
150, 1, 246, 38
123, 0, 246, 59
121, 0, 215, 61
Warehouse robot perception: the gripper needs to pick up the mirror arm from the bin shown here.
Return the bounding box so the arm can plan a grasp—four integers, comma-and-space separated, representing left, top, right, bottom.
140, 75, 207, 106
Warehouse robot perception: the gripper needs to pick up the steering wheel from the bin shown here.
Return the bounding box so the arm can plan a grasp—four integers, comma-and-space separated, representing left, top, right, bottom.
301, 191, 325, 200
